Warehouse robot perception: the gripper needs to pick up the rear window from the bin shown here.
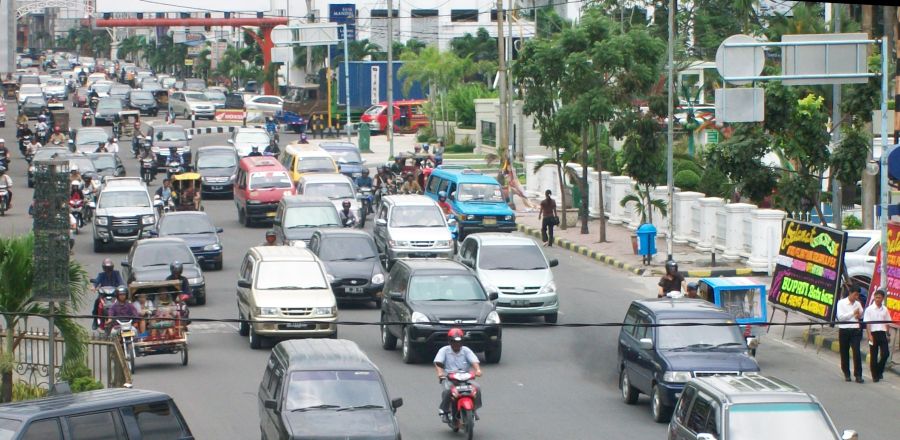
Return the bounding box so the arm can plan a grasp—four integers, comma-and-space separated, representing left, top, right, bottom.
132, 401, 187, 440
845, 236, 872, 253
20, 419, 61, 440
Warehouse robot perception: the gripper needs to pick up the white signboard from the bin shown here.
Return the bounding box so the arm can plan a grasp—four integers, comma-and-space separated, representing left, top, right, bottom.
370, 66, 380, 106
715, 88, 765, 123
270, 24, 340, 46
781, 33, 870, 85
96, 0, 271, 13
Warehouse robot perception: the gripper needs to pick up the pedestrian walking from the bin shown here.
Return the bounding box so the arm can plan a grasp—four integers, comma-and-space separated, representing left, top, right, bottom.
864, 289, 891, 382
836, 286, 865, 383
537, 190, 558, 247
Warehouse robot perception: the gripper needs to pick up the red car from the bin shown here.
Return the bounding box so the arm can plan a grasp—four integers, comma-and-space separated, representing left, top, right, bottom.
73, 87, 90, 108
233, 156, 296, 227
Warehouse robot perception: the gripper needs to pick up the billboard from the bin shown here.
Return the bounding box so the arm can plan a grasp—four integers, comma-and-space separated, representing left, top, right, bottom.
96, 0, 271, 13
868, 221, 900, 328
330, 4, 356, 41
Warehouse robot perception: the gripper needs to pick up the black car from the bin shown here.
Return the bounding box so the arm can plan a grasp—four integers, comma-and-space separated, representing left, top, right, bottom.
153, 212, 224, 270
224, 92, 245, 109
20, 96, 47, 119
93, 97, 123, 126
379, 259, 501, 364
121, 237, 208, 305
308, 229, 385, 307
617, 299, 761, 423
88, 152, 125, 178
194, 146, 238, 196
127, 89, 159, 116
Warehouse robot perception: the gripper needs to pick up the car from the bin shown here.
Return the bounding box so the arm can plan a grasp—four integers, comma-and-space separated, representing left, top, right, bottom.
379, 259, 502, 364
244, 94, 284, 113
27, 147, 68, 187
843, 229, 880, 286
20, 96, 47, 119
73, 86, 90, 107
126, 89, 159, 116
425, 168, 517, 239
93, 97, 123, 126
279, 143, 339, 183
259, 339, 403, 440
16, 84, 44, 106
228, 127, 271, 157
122, 237, 207, 304
373, 195, 454, 267
203, 89, 226, 109
457, 233, 560, 322
308, 229, 386, 307
88, 152, 126, 179
41, 77, 68, 100
224, 92, 245, 109
56, 153, 98, 178
297, 173, 360, 215
237, 246, 338, 348
89, 80, 113, 98
194, 146, 239, 196
168, 91, 215, 119
146, 123, 192, 169
319, 141, 365, 178
183, 78, 206, 91
109, 84, 132, 102
234, 156, 296, 226
668, 375, 857, 440
272, 196, 342, 245
92, 182, 156, 252
153, 211, 224, 270
71, 127, 110, 154
618, 298, 761, 423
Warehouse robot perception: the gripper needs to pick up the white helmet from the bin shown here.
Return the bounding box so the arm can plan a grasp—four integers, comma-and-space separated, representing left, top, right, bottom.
0, 138, 5, 143
71, 180, 83, 189
70, 164, 79, 172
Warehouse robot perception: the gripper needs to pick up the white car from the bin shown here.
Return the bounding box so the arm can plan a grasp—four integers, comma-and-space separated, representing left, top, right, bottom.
42, 78, 68, 100
169, 91, 216, 119
244, 95, 284, 113
457, 233, 560, 322
844, 229, 880, 285
296, 173, 360, 216
16, 84, 44, 106
228, 127, 271, 157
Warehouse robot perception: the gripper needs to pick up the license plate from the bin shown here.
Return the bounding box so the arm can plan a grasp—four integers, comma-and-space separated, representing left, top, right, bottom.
511, 300, 529, 307
284, 322, 313, 329
211, 185, 223, 190
483, 217, 497, 225
121, 330, 135, 337
266, 212, 276, 218
410, 253, 436, 258
117, 228, 135, 235
345, 286, 364, 294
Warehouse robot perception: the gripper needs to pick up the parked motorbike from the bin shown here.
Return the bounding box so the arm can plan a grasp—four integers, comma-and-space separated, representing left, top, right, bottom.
442, 371, 479, 439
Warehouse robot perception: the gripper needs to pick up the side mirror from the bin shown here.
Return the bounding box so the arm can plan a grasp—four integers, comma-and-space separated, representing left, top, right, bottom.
391, 398, 403, 410
237, 279, 252, 288
696, 435, 717, 440
548, 258, 559, 268
841, 430, 858, 440
638, 338, 654, 350
263, 399, 278, 410
120, 261, 130, 267
388, 291, 404, 301
216, 227, 223, 233
226, 138, 233, 144
375, 218, 387, 227
488, 291, 499, 301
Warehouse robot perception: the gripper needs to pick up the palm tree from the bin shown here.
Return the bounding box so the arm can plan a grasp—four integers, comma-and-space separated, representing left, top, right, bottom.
0, 234, 91, 403
399, 47, 474, 135
620, 184, 668, 225
117, 35, 146, 63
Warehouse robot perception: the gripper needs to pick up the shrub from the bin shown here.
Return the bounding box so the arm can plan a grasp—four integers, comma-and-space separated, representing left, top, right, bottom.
60, 362, 103, 393
12, 383, 48, 402
674, 169, 701, 191
445, 143, 475, 153
676, 160, 703, 176
447, 83, 497, 128
843, 214, 863, 230
697, 168, 731, 198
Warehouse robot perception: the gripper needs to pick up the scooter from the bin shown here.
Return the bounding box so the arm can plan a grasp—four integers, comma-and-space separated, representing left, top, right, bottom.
69, 197, 84, 230
357, 187, 373, 227
115, 319, 137, 374
0, 184, 10, 216
442, 371, 480, 439
92, 285, 117, 331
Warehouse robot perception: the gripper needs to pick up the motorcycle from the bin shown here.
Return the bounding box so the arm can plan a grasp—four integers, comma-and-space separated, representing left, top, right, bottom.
81, 109, 93, 127
69, 197, 84, 230
0, 184, 9, 216
166, 157, 185, 180
82, 193, 96, 223
153, 194, 174, 216
18, 134, 30, 155
357, 187, 373, 227
92, 285, 117, 331
442, 371, 479, 439
36, 127, 48, 145
141, 156, 155, 183
115, 319, 137, 374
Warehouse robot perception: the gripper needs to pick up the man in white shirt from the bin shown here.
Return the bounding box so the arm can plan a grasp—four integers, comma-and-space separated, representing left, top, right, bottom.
836, 286, 865, 383
864, 289, 892, 382
107, 137, 119, 154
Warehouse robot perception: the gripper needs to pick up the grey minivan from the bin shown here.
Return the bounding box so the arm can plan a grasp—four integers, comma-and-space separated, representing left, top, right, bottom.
259, 339, 403, 440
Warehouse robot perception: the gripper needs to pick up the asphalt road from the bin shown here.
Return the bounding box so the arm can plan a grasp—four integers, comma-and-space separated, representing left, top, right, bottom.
1, 101, 898, 439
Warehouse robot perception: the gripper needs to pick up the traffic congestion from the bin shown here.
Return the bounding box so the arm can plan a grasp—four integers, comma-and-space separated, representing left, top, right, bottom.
0, 47, 896, 440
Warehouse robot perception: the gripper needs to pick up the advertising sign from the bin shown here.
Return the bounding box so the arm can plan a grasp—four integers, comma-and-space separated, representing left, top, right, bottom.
868, 221, 900, 327
330, 4, 356, 41
768, 220, 847, 321
214, 109, 246, 122
96, 0, 270, 13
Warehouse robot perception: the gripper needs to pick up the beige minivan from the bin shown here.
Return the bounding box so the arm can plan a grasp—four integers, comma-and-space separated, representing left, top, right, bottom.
237, 246, 338, 349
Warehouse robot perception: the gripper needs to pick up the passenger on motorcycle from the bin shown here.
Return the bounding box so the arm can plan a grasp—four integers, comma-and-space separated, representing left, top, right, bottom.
165, 261, 191, 300
0, 139, 9, 164
400, 173, 422, 194
48, 126, 67, 145
247, 145, 263, 157
25, 136, 41, 156
437, 191, 453, 216
0, 167, 13, 209
107, 286, 140, 334
355, 168, 373, 188
339, 200, 357, 227
434, 328, 482, 423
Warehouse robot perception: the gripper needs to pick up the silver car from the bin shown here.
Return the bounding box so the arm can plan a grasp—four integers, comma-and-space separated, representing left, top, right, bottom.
169, 91, 216, 119
373, 195, 454, 267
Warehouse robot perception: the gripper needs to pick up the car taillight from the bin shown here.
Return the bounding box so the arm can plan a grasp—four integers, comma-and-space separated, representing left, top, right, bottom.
743, 325, 751, 337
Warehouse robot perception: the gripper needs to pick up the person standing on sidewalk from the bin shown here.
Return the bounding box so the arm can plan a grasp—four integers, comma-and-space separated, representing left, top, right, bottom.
864, 289, 891, 382
537, 190, 558, 247
836, 286, 865, 383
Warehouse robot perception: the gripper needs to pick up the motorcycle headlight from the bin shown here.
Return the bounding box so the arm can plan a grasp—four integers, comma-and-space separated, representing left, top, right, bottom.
411, 311, 431, 324
95, 216, 108, 226
313, 306, 336, 317
141, 215, 155, 225
663, 371, 693, 383
203, 243, 222, 251
485, 311, 501, 325
371, 273, 385, 285
255, 307, 279, 317
539, 281, 556, 295
188, 277, 203, 285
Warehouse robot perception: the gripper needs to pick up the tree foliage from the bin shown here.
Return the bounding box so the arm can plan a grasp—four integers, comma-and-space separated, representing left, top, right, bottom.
446, 83, 497, 128
704, 124, 777, 203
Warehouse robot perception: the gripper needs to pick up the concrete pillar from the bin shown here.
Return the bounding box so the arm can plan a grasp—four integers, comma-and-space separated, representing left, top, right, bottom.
1, 0, 14, 74
650, 185, 673, 237
524, 155, 548, 195
722, 203, 757, 261
747, 209, 786, 274
588, 169, 601, 218
601, 171, 611, 218
535, 164, 561, 201
608, 176, 633, 224
673, 191, 704, 244
625, 185, 642, 231
696, 197, 725, 252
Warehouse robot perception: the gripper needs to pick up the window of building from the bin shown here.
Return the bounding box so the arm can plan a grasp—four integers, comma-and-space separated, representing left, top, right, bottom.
370, 9, 398, 18
411, 9, 438, 18
481, 121, 496, 146
451, 9, 479, 22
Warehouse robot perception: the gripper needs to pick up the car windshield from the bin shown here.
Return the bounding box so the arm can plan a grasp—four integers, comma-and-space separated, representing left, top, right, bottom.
389, 205, 445, 227
656, 318, 744, 350
197, 153, 236, 169
205, 91, 225, 101
326, 148, 361, 164
46, 79, 65, 87
133, 244, 194, 268
364, 105, 384, 116
35, 149, 66, 161
184, 92, 207, 101
249, 172, 292, 190
156, 130, 187, 142
285, 370, 387, 411
20, 85, 42, 94
93, 83, 112, 93
110, 86, 130, 95
160, 215, 216, 235
728, 403, 838, 440
304, 182, 354, 199
318, 236, 377, 261
457, 183, 505, 202
408, 275, 487, 301
67, 157, 96, 173
284, 206, 341, 229
130, 91, 154, 101
98, 190, 151, 208
255, 261, 327, 289
77, 130, 108, 145
234, 132, 270, 145
478, 244, 547, 270
298, 157, 335, 172
90, 155, 117, 171
24, 97, 46, 106
97, 99, 121, 110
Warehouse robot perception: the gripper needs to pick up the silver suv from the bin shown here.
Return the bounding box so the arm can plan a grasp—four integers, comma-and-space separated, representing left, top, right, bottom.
373, 195, 453, 267
92, 180, 156, 252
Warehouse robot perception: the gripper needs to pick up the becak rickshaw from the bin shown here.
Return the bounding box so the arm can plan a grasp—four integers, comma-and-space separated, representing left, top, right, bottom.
172, 172, 202, 211
696, 277, 767, 356
121, 280, 189, 373
116, 110, 140, 139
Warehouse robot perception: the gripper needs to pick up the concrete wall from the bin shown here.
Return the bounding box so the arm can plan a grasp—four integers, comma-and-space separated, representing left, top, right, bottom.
474, 98, 542, 157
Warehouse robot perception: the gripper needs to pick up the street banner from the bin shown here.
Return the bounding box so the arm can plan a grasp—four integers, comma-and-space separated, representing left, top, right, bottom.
868, 221, 900, 328
214, 109, 245, 122
768, 219, 847, 322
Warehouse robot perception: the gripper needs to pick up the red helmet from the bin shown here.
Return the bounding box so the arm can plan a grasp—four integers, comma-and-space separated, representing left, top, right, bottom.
448, 328, 464, 342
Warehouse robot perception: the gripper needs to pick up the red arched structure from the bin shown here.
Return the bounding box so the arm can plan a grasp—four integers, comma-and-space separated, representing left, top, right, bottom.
93, 17, 288, 95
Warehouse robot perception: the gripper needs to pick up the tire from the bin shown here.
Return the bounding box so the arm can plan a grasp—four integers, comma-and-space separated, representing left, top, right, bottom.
124, 341, 135, 374
249, 324, 263, 349
544, 312, 559, 324
374, 297, 383, 309
620, 369, 639, 404
195, 292, 206, 305
400, 327, 419, 364
651, 384, 672, 423
237, 207, 246, 225
463, 409, 475, 440
93, 239, 105, 253
181, 346, 189, 366
484, 342, 502, 364
238, 311, 250, 336
243, 209, 253, 227
380, 318, 397, 350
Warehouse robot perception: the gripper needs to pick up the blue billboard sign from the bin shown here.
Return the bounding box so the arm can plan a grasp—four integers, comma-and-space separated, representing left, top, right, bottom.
330, 4, 356, 41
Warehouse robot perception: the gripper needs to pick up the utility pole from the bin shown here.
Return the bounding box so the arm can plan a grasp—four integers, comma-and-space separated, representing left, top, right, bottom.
861, 5, 876, 229
832, 4, 842, 229
497, 0, 509, 171
507, 8, 515, 165
665, 0, 676, 261
305, 0, 314, 76
387, 0, 395, 158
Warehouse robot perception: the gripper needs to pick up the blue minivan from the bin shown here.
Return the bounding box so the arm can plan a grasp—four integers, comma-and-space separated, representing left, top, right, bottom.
425, 168, 516, 240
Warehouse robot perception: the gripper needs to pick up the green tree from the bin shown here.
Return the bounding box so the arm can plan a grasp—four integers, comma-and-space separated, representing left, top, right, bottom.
704, 124, 777, 203
446, 83, 497, 128
0, 235, 91, 403
691, 0, 745, 59
450, 28, 497, 63
398, 47, 474, 137
774, 92, 832, 217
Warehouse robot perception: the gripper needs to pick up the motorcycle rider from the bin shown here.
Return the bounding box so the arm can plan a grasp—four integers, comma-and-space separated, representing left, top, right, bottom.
265, 117, 277, 138
298, 132, 309, 144
16, 113, 28, 127
166, 261, 191, 299
166, 146, 184, 170
0, 139, 9, 166
247, 145, 263, 157
139, 146, 156, 181
35, 115, 49, 144
263, 229, 278, 246
69, 180, 85, 227
400, 173, 422, 194
339, 200, 357, 227
434, 328, 482, 423
48, 126, 68, 145
106, 137, 120, 154
106, 286, 140, 334
94, 258, 125, 289
69, 165, 82, 187
94, 141, 108, 153
355, 168, 373, 189
657, 260, 686, 298
155, 178, 174, 206
0, 167, 13, 209
437, 191, 453, 215
25, 136, 42, 158
131, 119, 145, 157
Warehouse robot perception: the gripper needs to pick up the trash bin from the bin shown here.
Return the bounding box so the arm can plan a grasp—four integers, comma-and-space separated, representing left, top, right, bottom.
358, 123, 371, 152
636, 223, 657, 265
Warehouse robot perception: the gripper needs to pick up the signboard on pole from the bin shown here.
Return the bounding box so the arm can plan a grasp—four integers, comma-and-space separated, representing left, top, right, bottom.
768, 219, 848, 322
781, 33, 869, 85
330, 4, 356, 41
868, 221, 900, 327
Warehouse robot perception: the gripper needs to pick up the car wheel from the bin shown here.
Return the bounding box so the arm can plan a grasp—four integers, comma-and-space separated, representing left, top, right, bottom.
400, 327, 419, 364
380, 318, 397, 350
651, 384, 671, 423
373, 297, 383, 309
237, 207, 246, 224
238, 311, 249, 336
544, 312, 559, 324
195, 292, 206, 305
484, 342, 502, 364
243, 210, 254, 227
620, 369, 639, 404
249, 323, 264, 349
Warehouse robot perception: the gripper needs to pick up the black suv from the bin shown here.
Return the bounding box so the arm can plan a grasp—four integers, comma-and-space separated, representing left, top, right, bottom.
308, 229, 386, 308
618, 299, 760, 423
379, 260, 501, 364
224, 92, 245, 109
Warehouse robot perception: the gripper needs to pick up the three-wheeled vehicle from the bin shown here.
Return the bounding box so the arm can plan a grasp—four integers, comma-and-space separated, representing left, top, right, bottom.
50, 109, 69, 132
172, 172, 202, 211
696, 277, 767, 356
120, 280, 189, 373
116, 110, 140, 139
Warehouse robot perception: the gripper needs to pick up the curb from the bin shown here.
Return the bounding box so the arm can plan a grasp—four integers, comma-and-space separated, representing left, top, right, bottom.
649, 267, 756, 278
516, 224, 647, 276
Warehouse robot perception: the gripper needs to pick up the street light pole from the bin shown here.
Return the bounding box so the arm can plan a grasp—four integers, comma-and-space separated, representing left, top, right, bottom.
665, 0, 676, 261
387, 0, 395, 158
879, 36, 891, 290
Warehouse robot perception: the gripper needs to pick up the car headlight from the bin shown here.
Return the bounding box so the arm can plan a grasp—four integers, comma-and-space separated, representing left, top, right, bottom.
539, 281, 556, 295
256, 307, 279, 317
389, 240, 409, 247
229, 174, 236, 183
411, 311, 431, 323
371, 273, 385, 285
188, 277, 203, 285
95, 216, 108, 226
504, 215, 514, 221
247, 200, 261, 204
313, 306, 336, 317
141, 215, 155, 225
485, 311, 501, 325
203, 243, 222, 251
434, 240, 451, 248
663, 371, 693, 383
466, 215, 476, 221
